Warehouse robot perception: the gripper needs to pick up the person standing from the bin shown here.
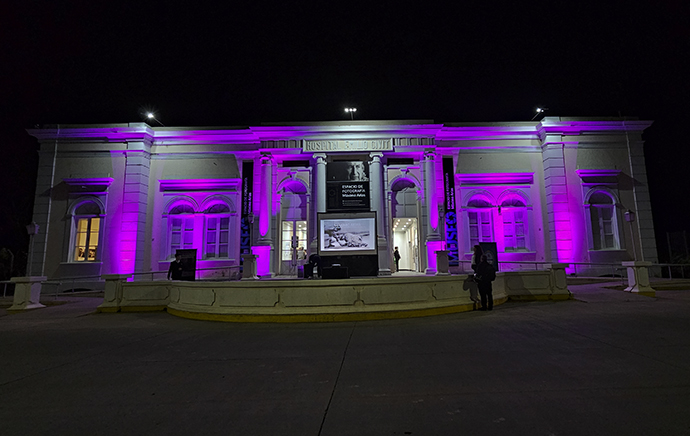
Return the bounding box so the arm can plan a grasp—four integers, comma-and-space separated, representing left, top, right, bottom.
168, 253, 183, 280
393, 246, 401, 271
475, 254, 496, 310
471, 244, 483, 273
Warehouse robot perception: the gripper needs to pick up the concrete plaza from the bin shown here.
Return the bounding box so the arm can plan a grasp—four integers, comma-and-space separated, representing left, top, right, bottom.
1, 281, 689, 435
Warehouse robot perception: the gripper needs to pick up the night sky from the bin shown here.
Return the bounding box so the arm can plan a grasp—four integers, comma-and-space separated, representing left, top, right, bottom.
1, 1, 688, 263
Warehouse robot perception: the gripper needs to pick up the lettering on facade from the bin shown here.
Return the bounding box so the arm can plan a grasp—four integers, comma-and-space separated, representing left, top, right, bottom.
304, 139, 393, 153
240, 161, 254, 272
442, 157, 459, 266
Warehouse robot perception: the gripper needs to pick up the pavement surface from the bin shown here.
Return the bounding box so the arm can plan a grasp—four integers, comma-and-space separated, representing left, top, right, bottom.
1, 282, 690, 436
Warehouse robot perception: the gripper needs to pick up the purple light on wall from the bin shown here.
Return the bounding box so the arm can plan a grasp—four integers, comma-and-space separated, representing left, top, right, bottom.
426, 240, 444, 272
252, 246, 271, 277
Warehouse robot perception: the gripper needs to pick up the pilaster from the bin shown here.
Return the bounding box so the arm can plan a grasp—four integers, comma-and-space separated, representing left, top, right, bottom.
541, 138, 573, 263
120, 140, 151, 275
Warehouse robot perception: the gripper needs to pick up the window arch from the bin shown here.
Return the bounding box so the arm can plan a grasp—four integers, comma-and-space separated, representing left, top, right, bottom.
167, 200, 196, 257
500, 197, 528, 251
71, 199, 104, 262
204, 202, 231, 258
586, 189, 620, 250
465, 193, 494, 250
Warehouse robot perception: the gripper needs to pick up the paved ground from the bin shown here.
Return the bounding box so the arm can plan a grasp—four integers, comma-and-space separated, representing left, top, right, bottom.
1, 282, 690, 436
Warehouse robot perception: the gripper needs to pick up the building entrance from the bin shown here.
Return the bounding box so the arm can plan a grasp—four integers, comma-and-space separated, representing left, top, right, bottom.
393, 218, 419, 272
390, 179, 420, 272
280, 220, 307, 275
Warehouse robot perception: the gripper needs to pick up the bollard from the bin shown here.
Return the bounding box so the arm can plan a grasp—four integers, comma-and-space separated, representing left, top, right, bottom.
98, 274, 131, 312
622, 261, 655, 296
8, 276, 47, 311
435, 250, 450, 276
241, 254, 258, 280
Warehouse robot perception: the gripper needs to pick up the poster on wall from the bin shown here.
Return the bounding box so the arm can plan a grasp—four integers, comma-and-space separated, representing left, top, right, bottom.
326, 161, 370, 211
479, 242, 499, 272
175, 249, 197, 281
327, 161, 369, 181
442, 157, 459, 266
318, 212, 377, 256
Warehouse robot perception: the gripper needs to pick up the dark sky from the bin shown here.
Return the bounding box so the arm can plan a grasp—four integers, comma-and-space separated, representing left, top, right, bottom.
1, 1, 688, 259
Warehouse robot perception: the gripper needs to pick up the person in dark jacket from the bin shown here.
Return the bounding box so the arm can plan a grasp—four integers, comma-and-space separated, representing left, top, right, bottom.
305, 253, 322, 279
471, 244, 483, 273
168, 253, 183, 280
475, 254, 496, 311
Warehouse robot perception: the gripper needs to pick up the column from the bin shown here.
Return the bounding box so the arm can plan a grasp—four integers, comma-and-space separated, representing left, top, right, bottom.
313, 153, 327, 213
120, 140, 151, 275
423, 151, 442, 274
28, 139, 59, 277
253, 153, 274, 277
625, 130, 658, 262
542, 137, 573, 264
370, 153, 391, 275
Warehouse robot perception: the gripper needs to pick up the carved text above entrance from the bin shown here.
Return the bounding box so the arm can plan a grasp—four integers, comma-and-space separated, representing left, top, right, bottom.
304, 139, 393, 152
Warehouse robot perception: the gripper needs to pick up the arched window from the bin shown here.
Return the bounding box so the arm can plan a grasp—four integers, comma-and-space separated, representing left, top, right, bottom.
588, 191, 619, 250
169, 203, 195, 256
467, 197, 493, 249
73, 201, 102, 262
205, 203, 231, 258
501, 197, 528, 251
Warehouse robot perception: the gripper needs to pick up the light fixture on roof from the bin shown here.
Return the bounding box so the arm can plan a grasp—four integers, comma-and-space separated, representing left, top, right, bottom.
146, 112, 165, 126
344, 107, 357, 120
531, 107, 549, 121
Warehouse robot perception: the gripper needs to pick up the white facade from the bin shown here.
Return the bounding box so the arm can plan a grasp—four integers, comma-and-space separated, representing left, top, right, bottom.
27, 118, 658, 287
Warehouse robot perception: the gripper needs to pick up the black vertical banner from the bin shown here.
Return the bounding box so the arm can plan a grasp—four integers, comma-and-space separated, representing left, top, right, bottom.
240, 161, 254, 271
443, 157, 459, 266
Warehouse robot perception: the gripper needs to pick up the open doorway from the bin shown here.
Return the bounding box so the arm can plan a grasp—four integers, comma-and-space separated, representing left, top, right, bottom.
392, 218, 419, 272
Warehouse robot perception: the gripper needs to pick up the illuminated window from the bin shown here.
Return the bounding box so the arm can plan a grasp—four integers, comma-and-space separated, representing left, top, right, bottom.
169, 204, 195, 256
588, 191, 619, 250
281, 220, 307, 261
73, 202, 102, 262
501, 197, 528, 252
205, 204, 231, 258
467, 197, 493, 249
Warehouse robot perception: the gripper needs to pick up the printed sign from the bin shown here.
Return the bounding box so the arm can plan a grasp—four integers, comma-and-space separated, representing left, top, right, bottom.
327, 161, 370, 211
443, 157, 459, 266
240, 161, 253, 271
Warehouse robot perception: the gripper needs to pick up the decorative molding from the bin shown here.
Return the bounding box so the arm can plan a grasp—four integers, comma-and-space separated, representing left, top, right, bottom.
456, 173, 533, 185
576, 169, 621, 183
63, 177, 114, 193
159, 179, 241, 192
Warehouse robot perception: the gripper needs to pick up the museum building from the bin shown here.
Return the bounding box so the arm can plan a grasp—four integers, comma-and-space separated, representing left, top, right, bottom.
26, 118, 658, 288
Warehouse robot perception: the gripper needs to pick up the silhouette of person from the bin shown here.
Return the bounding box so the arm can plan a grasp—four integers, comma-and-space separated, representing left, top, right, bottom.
168, 253, 183, 280
475, 254, 496, 311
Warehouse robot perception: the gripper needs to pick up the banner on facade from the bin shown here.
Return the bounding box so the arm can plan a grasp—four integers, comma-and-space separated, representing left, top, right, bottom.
442, 157, 459, 266
326, 161, 370, 211
240, 161, 254, 271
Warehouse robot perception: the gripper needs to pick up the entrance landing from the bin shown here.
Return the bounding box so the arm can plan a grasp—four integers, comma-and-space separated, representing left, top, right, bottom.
99, 269, 570, 322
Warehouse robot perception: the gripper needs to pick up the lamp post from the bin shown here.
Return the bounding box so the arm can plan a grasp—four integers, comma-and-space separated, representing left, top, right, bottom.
26, 222, 39, 277
146, 112, 165, 126
624, 209, 637, 261
344, 107, 357, 120
531, 107, 548, 121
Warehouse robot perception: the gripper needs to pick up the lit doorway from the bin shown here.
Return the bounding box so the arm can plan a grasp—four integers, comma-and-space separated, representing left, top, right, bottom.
390, 179, 420, 272
280, 220, 307, 275
279, 181, 308, 276
393, 218, 419, 272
